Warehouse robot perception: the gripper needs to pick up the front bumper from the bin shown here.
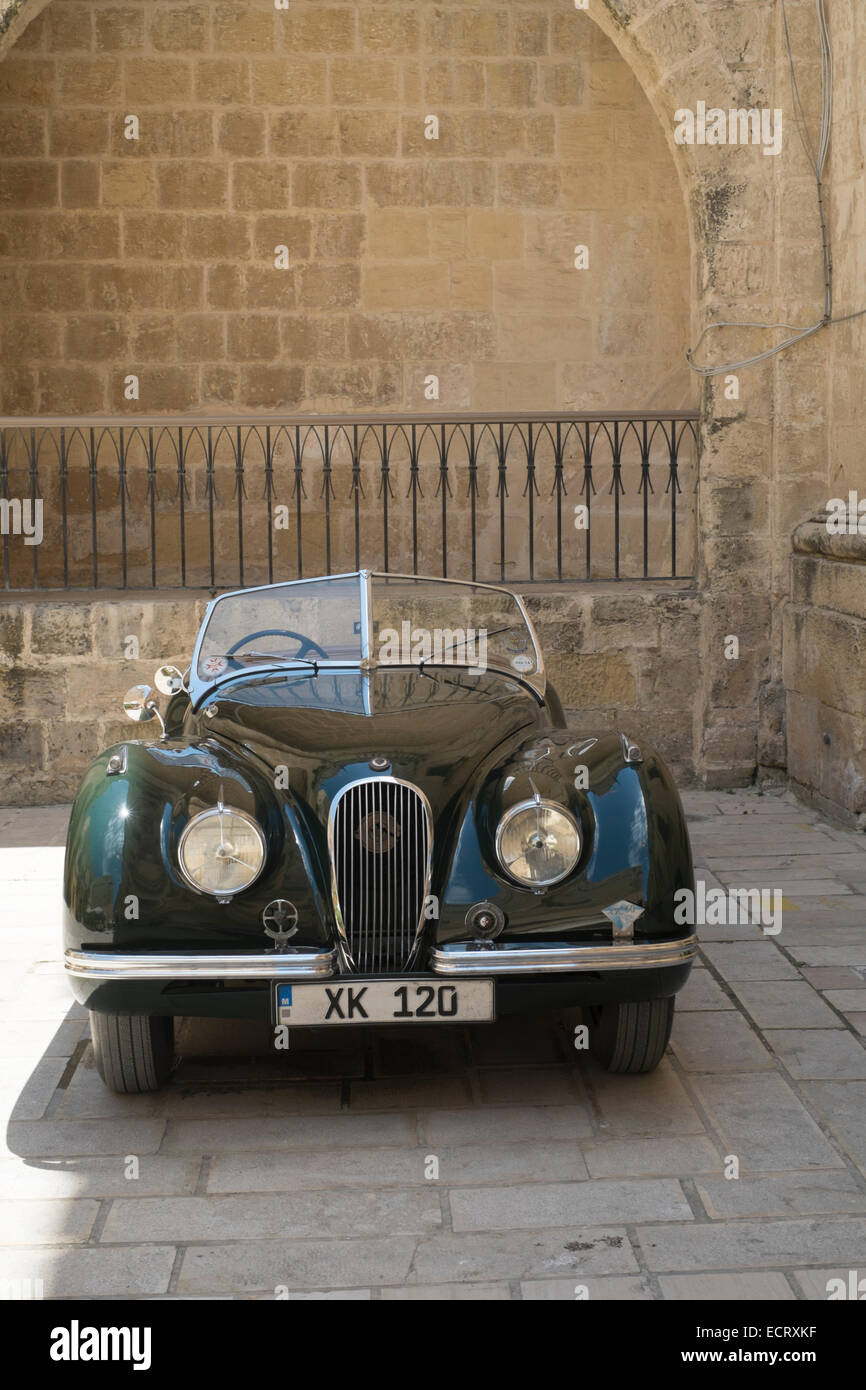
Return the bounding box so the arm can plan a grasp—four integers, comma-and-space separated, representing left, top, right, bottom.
430, 936, 698, 974
65, 949, 338, 981
65, 935, 697, 982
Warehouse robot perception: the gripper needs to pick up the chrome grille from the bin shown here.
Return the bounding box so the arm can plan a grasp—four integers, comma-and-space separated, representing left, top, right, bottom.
330, 777, 431, 972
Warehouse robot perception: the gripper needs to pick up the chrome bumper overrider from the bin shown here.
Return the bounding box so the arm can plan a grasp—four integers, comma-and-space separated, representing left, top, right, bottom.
64, 948, 338, 981
429, 936, 698, 975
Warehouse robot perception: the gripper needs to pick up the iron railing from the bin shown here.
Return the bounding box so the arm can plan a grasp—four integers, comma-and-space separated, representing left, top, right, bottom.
0, 411, 699, 591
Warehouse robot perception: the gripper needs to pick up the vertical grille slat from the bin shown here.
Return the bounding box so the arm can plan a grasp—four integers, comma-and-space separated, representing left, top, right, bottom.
331, 778, 431, 973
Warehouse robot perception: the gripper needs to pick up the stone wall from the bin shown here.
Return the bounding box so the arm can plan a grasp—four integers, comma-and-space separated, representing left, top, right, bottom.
826, 0, 866, 507
784, 518, 866, 828
0, 583, 702, 806
0, 0, 692, 416
779, 2, 866, 827
1, 0, 865, 815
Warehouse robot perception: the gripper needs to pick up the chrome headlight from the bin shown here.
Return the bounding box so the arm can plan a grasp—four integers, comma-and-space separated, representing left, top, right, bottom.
178, 806, 266, 897
495, 798, 581, 887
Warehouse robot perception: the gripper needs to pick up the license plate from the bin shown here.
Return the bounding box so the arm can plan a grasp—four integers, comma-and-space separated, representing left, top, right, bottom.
273, 978, 494, 1026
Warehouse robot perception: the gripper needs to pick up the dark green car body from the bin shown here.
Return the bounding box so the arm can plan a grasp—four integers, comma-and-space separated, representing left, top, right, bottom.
63, 591, 695, 1030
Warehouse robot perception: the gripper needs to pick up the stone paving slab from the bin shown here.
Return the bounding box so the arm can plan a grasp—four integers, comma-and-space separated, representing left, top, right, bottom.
0, 1156, 201, 1200
701, 943, 800, 981
0, 1197, 99, 1245
670, 1010, 775, 1072
449, 1178, 693, 1230
791, 1268, 866, 1299
2, 789, 866, 1300
521, 1275, 653, 1299
799, 1082, 866, 1168
579, 1060, 707, 1136
382, 1281, 512, 1300
694, 1171, 866, 1219
207, 1141, 591, 1192
688, 1073, 847, 1171
102, 1189, 443, 1243
161, 1112, 417, 1153
4, 1119, 167, 1159
729, 980, 845, 1029
676, 967, 735, 1011
581, 1137, 720, 1178
658, 1273, 796, 1300
765, 1029, 866, 1079
0, 1246, 177, 1298
176, 1237, 418, 1294
639, 1218, 866, 1272
409, 1227, 639, 1284
422, 1103, 593, 1144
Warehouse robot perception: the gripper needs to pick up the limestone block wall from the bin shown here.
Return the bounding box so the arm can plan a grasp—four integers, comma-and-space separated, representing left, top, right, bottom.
826, 0, 866, 507
780, 1, 866, 826
0, 583, 702, 806
1, 0, 864, 810
0, 0, 692, 417
784, 518, 866, 827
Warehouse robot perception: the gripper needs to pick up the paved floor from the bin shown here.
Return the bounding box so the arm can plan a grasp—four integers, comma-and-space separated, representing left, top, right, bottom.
1, 788, 866, 1301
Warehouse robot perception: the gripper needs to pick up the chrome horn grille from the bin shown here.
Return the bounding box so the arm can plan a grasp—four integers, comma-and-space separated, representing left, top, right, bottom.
329, 777, 432, 972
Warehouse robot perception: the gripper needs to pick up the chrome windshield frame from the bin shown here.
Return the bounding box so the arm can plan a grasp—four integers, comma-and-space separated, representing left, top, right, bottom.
189, 571, 545, 705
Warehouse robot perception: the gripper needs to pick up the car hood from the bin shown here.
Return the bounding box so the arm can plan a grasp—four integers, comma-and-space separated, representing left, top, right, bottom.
195, 668, 540, 801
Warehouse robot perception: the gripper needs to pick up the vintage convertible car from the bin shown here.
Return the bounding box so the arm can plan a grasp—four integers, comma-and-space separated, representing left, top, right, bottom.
63, 572, 696, 1092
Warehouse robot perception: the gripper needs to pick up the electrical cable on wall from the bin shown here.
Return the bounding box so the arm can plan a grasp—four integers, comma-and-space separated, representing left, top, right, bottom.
686, 0, 866, 378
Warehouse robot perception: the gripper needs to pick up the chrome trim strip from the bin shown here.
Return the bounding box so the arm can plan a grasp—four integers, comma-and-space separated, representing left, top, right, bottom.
429, 936, 698, 975
360, 568, 372, 663
64, 948, 337, 981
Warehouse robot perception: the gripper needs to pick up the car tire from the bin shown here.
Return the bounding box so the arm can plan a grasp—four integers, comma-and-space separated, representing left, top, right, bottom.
587, 997, 674, 1074
90, 1011, 175, 1093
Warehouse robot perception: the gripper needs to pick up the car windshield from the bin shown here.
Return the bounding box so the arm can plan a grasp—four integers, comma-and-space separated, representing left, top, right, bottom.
194, 573, 540, 687
196, 576, 363, 681
371, 576, 540, 678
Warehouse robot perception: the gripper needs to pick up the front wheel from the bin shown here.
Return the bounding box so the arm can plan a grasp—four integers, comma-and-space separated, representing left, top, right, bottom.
90, 1011, 175, 1093
587, 997, 674, 1074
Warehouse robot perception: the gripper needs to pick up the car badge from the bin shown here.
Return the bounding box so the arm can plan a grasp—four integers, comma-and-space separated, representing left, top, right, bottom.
602, 900, 644, 940
356, 811, 400, 854
202, 656, 229, 677
263, 899, 299, 950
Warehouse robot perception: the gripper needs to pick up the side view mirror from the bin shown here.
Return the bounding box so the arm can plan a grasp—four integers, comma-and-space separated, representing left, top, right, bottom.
123, 684, 157, 723
154, 664, 185, 696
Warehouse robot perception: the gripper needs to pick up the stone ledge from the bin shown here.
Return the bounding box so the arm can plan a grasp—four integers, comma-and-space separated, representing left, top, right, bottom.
793, 512, 866, 565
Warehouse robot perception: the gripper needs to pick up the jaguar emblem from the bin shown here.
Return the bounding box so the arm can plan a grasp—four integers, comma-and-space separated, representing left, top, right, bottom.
356, 811, 401, 854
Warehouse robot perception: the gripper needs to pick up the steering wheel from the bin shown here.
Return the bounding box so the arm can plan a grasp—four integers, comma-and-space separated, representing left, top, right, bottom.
226, 628, 329, 664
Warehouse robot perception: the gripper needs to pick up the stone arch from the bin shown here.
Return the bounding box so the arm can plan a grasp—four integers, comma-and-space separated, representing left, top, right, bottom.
590, 2, 776, 376
0, 0, 52, 55
0, 0, 766, 388
0, 0, 789, 786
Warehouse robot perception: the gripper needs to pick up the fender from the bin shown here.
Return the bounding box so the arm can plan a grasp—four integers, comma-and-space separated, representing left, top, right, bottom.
62, 738, 333, 957
434, 730, 694, 945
